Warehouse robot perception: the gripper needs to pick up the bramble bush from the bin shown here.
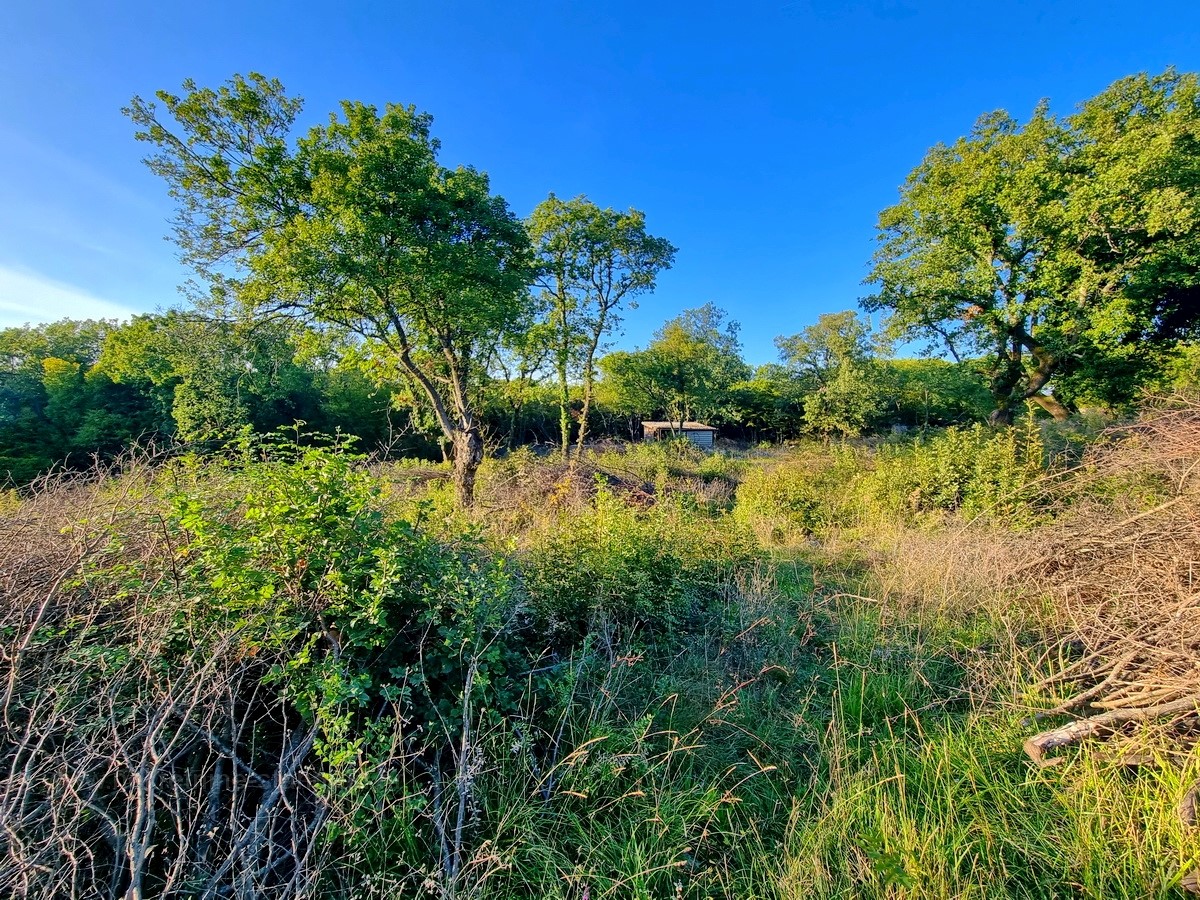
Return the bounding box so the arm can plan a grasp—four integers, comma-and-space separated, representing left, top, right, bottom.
732, 445, 861, 541
29, 438, 534, 897
165, 437, 523, 744
520, 480, 757, 644
864, 421, 1047, 526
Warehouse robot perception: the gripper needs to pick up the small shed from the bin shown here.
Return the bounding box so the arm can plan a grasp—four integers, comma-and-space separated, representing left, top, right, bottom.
641, 421, 718, 450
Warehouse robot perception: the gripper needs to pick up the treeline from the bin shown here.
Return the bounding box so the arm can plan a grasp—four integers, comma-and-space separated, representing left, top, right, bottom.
0, 307, 997, 484
4, 302, 1198, 487
0, 316, 401, 484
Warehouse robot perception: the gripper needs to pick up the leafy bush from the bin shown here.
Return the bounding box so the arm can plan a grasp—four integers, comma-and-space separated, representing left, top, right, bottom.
165, 439, 524, 742
521, 481, 756, 642
733, 446, 861, 541
865, 422, 1046, 526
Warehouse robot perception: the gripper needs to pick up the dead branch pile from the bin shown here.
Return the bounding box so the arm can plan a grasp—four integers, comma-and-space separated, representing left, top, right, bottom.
1, 468, 350, 899
1019, 399, 1200, 766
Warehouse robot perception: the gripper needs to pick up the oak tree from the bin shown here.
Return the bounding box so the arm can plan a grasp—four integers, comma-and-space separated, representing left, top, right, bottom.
778, 311, 886, 437
127, 74, 534, 504
865, 69, 1200, 423
600, 303, 747, 431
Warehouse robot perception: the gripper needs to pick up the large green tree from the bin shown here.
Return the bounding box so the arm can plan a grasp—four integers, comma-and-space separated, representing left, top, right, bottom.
776, 310, 876, 387
777, 311, 887, 438
600, 303, 748, 431
126, 74, 534, 504
528, 195, 675, 456
865, 69, 1200, 423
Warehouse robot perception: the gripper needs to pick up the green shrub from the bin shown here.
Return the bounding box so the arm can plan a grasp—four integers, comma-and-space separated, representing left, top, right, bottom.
164, 439, 522, 752
732, 446, 861, 541
521, 481, 756, 643
865, 422, 1046, 526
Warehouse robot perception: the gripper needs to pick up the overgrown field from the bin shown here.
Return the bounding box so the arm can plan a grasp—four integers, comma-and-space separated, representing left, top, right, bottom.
3, 406, 1199, 899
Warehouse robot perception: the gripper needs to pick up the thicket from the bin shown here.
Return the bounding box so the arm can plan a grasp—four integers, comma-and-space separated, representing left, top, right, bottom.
5, 407, 1200, 898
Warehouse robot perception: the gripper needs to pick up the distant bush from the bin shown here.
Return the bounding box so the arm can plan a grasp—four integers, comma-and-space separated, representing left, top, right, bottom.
865, 421, 1047, 526
733, 446, 861, 541
520, 481, 756, 642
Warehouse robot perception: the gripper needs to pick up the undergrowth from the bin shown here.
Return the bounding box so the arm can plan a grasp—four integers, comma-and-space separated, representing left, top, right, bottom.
3, 420, 1197, 898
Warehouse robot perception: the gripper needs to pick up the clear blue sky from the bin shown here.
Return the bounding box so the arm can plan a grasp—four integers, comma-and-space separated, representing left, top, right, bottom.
2, 0, 1197, 363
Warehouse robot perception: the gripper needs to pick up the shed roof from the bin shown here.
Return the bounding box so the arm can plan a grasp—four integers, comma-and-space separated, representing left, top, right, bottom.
641, 421, 717, 431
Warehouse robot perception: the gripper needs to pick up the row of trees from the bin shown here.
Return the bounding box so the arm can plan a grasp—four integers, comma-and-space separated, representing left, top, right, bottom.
0, 310, 966, 486
123, 75, 693, 502
0, 307, 997, 485
5, 69, 1197, 497
0, 316, 407, 483
7, 298, 1199, 487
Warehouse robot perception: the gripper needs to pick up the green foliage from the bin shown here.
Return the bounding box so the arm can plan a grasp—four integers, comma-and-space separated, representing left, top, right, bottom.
166, 437, 520, 744
0, 319, 159, 482
866, 419, 1047, 524
776, 309, 876, 384
100, 312, 406, 450
866, 68, 1200, 421
1165, 342, 1200, 396
775, 311, 891, 438
0, 313, 434, 485
521, 482, 755, 642
801, 360, 888, 438
725, 366, 807, 441
733, 447, 861, 540
599, 303, 749, 426
880, 357, 993, 426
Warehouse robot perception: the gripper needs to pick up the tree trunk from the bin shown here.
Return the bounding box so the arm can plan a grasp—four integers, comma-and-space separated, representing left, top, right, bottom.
557, 357, 571, 459
573, 363, 596, 460
555, 289, 573, 458
1030, 393, 1071, 420
453, 427, 484, 508
507, 402, 522, 450
988, 405, 1015, 426
988, 336, 1024, 426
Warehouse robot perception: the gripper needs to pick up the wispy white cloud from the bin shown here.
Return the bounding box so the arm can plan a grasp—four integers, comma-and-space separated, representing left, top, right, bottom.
0, 266, 140, 329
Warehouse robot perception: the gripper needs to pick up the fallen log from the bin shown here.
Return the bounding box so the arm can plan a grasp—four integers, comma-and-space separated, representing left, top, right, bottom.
1023, 696, 1200, 766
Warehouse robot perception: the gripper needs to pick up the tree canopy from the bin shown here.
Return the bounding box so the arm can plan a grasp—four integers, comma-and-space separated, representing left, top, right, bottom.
600, 303, 748, 430
865, 68, 1200, 423
777, 311, 886, 438
126, 74, 535, 504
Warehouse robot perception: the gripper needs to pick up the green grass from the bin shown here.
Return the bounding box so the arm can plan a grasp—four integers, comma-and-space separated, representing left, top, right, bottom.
759, 556, 1200, 900
6, 436, 1197, 899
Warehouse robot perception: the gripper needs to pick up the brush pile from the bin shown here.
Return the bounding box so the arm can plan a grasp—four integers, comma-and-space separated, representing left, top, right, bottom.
1021, 399, 1200, 765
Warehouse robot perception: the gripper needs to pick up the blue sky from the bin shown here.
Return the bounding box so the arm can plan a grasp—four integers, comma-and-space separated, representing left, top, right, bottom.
2, 1, 1197, 363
